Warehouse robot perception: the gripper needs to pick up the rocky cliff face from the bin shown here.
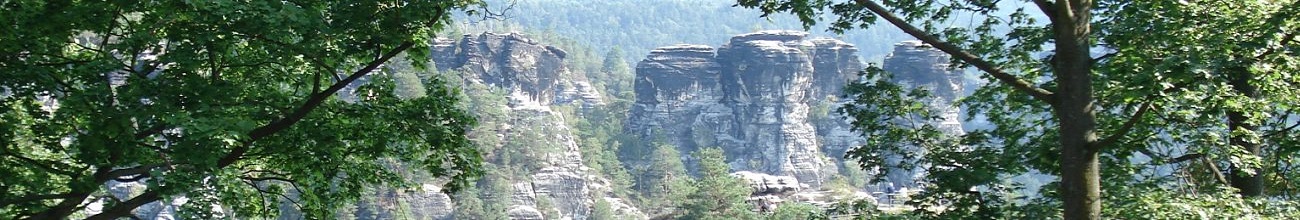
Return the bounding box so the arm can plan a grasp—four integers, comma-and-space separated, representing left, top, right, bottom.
345, 33, 641, 220
448, 33, 639, 220
436, 33, 603, 107
883, 41, 962, 107
883, 41, 964, 137
625, 31, 862, 187
626, 32, 964, 196
877, 41, 966, 189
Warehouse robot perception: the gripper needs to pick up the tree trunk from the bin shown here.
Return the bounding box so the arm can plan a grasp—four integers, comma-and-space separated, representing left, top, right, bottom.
1227, 67, 1263, 197
852, 0, 1102, 218
1052, 1, 1100, 219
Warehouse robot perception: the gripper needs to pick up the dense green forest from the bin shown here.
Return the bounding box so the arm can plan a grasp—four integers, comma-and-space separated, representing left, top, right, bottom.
3, 0, 1300, 219
466, 0, 912, 62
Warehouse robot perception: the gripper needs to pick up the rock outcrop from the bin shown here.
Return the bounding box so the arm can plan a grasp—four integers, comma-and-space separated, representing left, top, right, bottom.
435, 32, 604, 107
93, 181, 184, 220
876, 41, 966, 189
732, 171, 805, 196
626, 31, 861, 187
626, 32, 966, 205
422, 32, 641, 220
345, 184, 456, 220
883, 41, 962, 104
327, 33, 638, 220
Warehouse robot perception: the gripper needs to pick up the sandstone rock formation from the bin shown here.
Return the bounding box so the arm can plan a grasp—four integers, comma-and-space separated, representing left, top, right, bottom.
423, 32, 641, 220
883, 41, 962, 104
732, 171, 805, 196
626, 31, 861, 187
877, 41, 966, 188
322, 32, 639, 220
626, 32, 965, 207
434, 32, 603, 107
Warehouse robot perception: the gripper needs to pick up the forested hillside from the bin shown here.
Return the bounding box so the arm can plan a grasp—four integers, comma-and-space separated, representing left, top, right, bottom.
3, 0, 1299, 220
466, 0, 912, 62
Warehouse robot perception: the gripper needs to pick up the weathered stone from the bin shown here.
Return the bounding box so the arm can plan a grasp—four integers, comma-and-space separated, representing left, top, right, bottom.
876, 41, 966, 189
624, 44, 726, 158
732, 171, 805, 196
507, 205, 545, 220
807, 38, 863, 101
883, 41, 962, 102
600, 197, 648, 219
425, 32, 638, 220
625, 32, 965, 203
626, 31, 845, 187
430, 33, 603, 107
407, 184, 456, 220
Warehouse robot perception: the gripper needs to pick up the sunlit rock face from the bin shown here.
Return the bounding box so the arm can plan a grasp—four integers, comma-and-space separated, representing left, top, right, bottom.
716, 31, 832, 187
883, 41, 962, 104
624, 44, 726, 163
626, 31, 862, 187
344, 185, 456, 220
884, 41, 964, 137
327, 33, 642, 220
626, 32, 965, 196
433, 32, 604, 107
874, 41, 967, 189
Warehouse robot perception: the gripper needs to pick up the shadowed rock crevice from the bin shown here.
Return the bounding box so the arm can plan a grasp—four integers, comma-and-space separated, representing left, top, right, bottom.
625, 32, 965, 206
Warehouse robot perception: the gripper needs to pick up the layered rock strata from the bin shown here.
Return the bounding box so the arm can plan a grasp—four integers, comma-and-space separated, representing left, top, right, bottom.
626, 31, 863, 187
348, 32, 641, 220
626, 32, 965, 195
877, 41, 966, 189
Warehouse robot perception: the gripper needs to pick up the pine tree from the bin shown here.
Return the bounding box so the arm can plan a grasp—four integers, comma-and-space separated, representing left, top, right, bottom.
640, 142, 692, 214
452, 186, 488, 219
681, 148, 757, 220
591, 198, 618, 220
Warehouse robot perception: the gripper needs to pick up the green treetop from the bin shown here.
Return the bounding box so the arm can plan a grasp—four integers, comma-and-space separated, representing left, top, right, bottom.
0, 0, 489, 219
736, 0, 1299, 219
681, 147, 757, 220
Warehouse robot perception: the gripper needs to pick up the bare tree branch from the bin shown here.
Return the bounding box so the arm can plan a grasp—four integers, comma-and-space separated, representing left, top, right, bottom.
1090, 52, 1116, 65
852, 0, 1056, 103
215, 40, 416, 168
83, 190, 160, 220
1032, 0, 1058, 21
1166, 153, 1204, 165
0, 193, 76, 208
103, 164, 165, 179
1203, 157, 1231, 186
1093, 101, 1152, 149
1264, 119, 1300, 138
1, 150, 79, 176
215, 3, 451, 169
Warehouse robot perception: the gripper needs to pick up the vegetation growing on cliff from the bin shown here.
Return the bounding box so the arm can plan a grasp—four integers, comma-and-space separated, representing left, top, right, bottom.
4, 0, 1299, 219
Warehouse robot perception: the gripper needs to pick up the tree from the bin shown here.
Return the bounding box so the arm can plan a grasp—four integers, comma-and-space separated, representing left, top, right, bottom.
680, 147, 756, 220
591, 197, 618, 220
452, 186, 489, 219
1095, 0, 1300, 198
638, 142, 691, 212
0, 0, 488, 219
478, 166, 514, 220
736, 0, 1101, 218
736, 0, 1300, 219
599, 47, 633, 96
385, 54, 429, 100
765, 202, 821, 220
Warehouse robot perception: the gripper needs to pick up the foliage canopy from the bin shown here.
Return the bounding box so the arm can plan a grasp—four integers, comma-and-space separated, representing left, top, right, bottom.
738, 0, 1300, 219
0, 0, 487, 218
